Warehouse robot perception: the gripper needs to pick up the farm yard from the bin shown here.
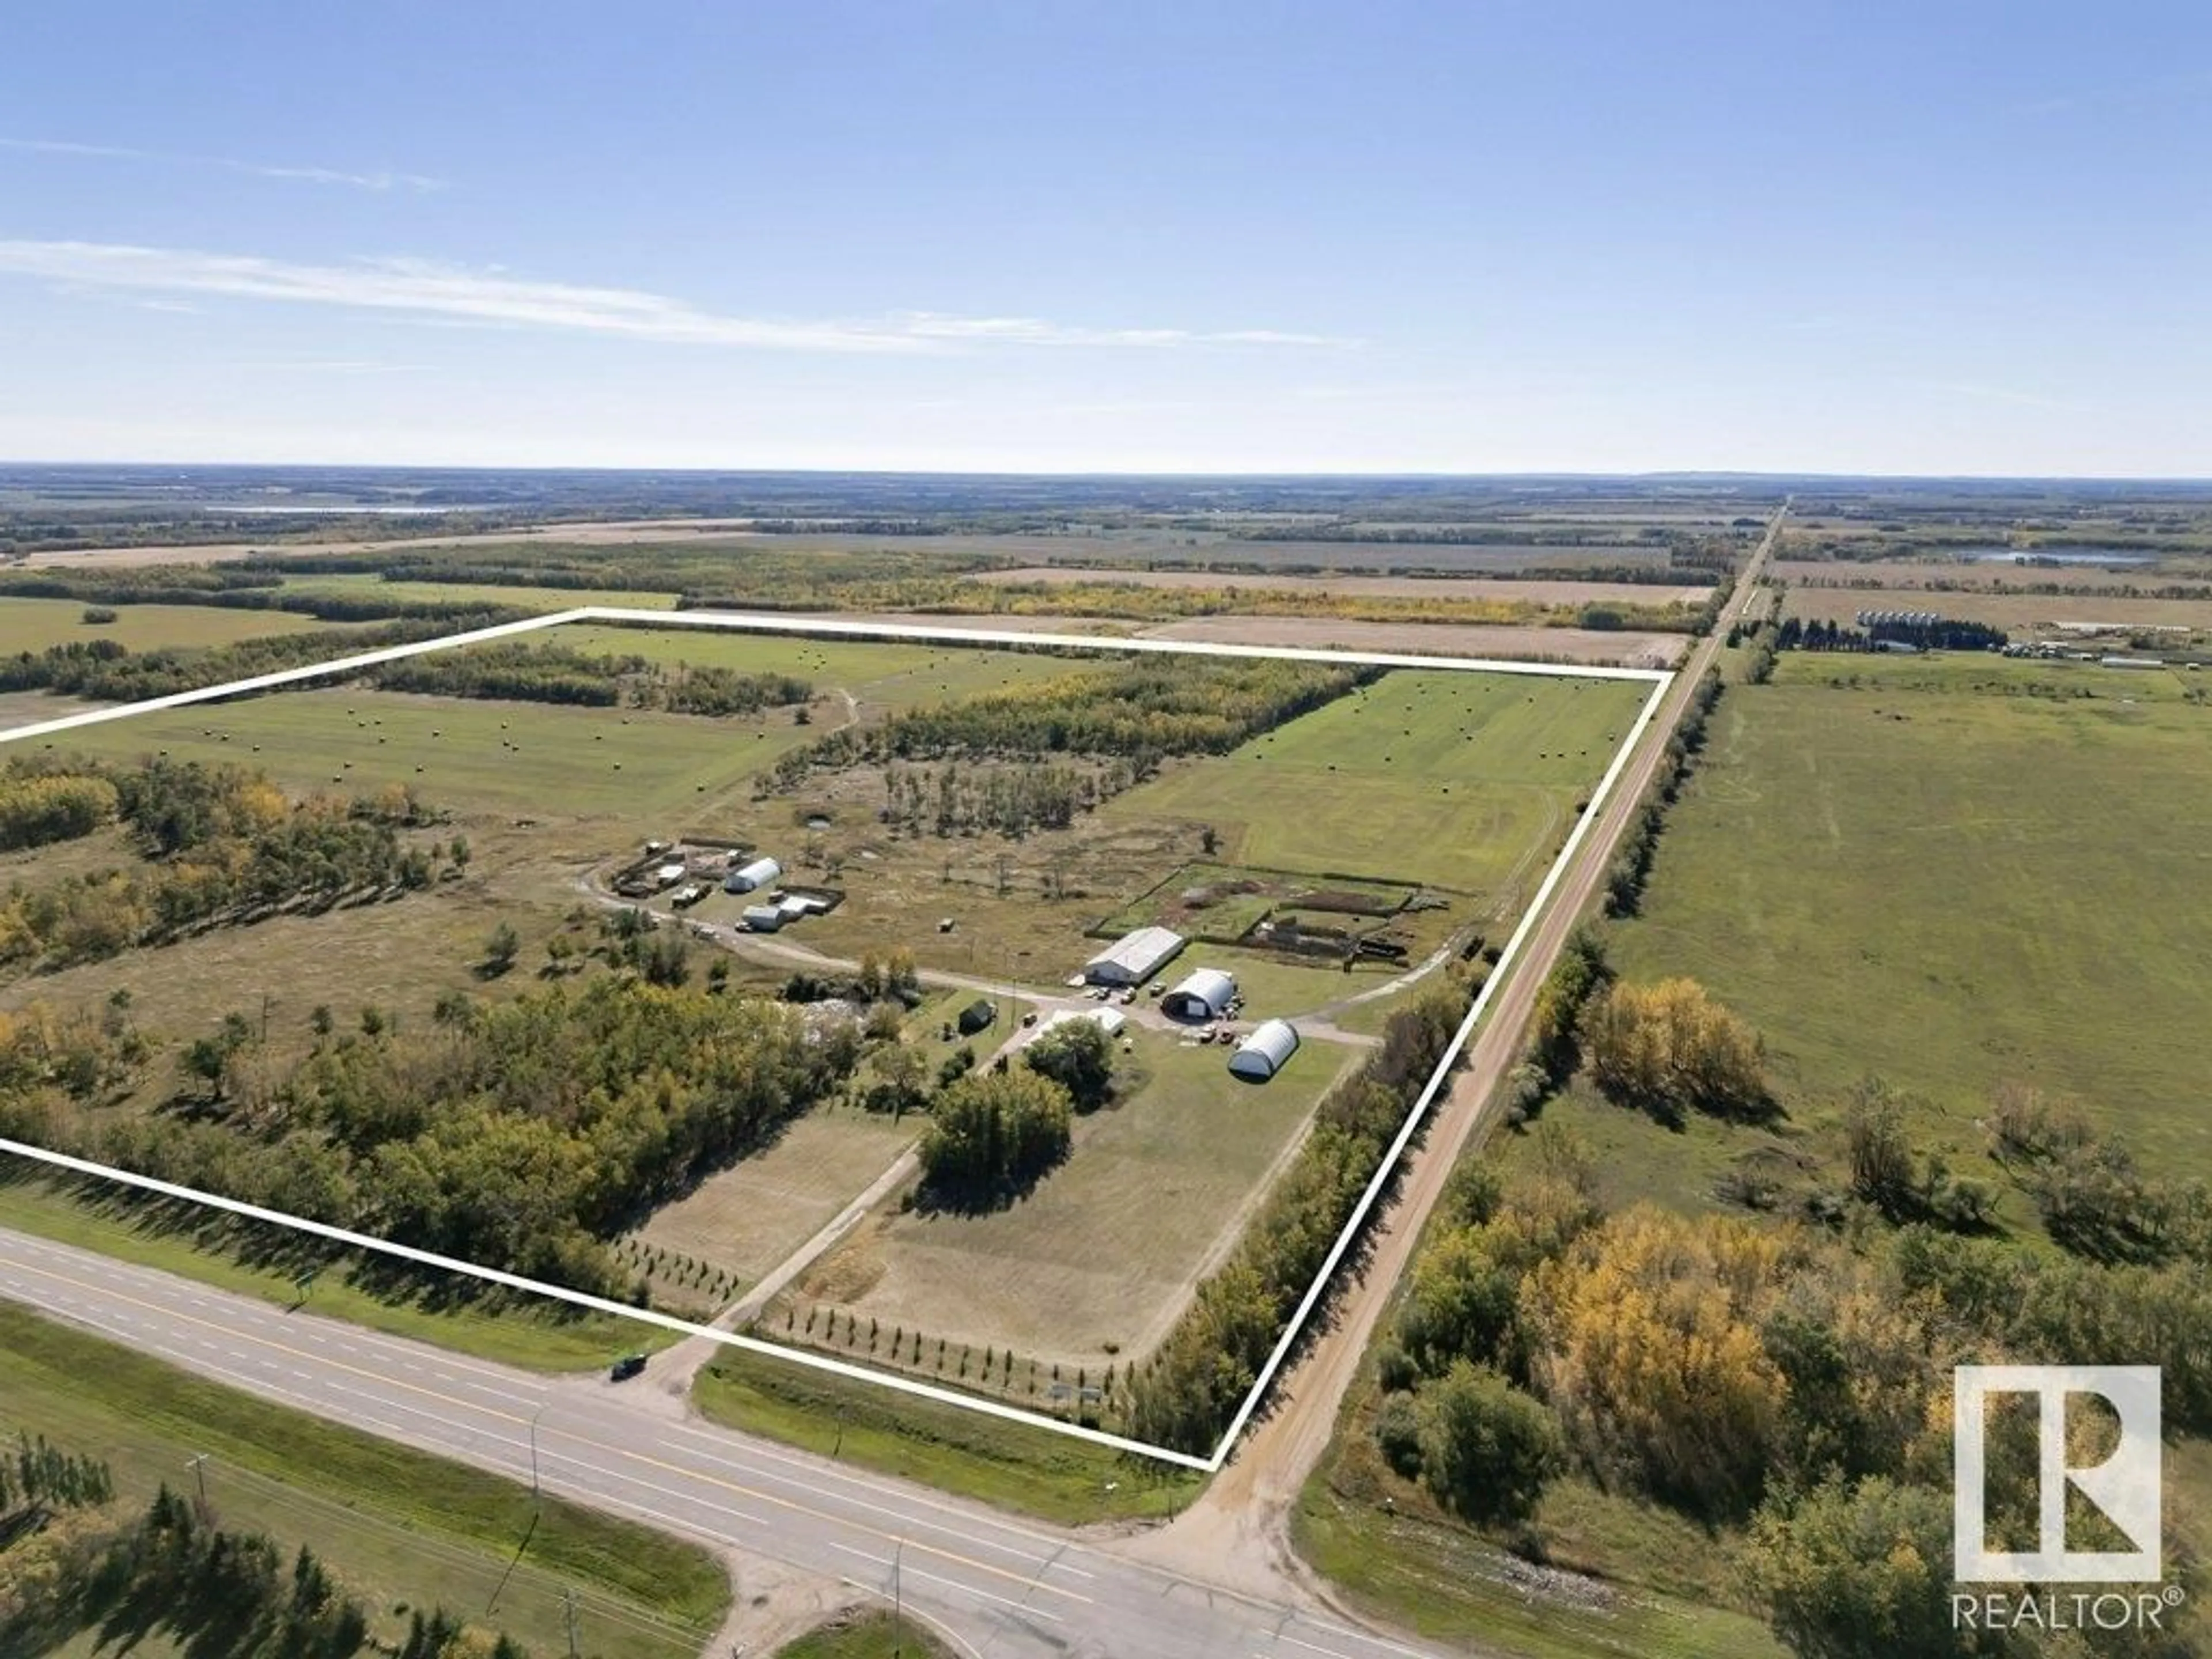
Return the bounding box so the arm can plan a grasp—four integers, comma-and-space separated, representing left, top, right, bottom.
0, 616, 1644, 1418
774, 1025, 1355, 1377
1779, 581, 2212, 633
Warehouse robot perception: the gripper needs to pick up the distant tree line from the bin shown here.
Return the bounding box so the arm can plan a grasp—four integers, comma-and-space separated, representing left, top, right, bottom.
1604, 668, 1722, 920
1774, 615, 2009, 653
372, 640, 812, 715
0, 566, 531, 626
0, 612, 521, 704
774, 658, 1370, 796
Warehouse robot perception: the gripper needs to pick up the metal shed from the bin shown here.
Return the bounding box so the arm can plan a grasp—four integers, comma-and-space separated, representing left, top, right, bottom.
740, 904, 785, 932
725, 855, 783, 894
1162, 968, 1237, 1021
1082, 926, 1185, 987
1228, 1018, 1300, 1082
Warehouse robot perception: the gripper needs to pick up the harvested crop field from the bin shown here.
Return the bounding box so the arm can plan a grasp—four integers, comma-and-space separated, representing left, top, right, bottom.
966, 566, 1713, 605
1138, 614, 1690, 666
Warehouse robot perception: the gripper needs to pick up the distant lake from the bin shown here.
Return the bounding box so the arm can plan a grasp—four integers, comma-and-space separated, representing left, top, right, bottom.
1967, 548, 2154, 566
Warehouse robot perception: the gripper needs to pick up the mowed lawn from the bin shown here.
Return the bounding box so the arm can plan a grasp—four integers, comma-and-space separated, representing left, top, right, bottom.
796, 1028, 1352, 1368
1613, 656, 2212, 1175
0, 595, 334, 656
1104, 669, 1649, 894
40, 683, 817, 818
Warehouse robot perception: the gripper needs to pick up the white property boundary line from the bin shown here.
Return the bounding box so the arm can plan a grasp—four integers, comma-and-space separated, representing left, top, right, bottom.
0, 604, 1671, 1472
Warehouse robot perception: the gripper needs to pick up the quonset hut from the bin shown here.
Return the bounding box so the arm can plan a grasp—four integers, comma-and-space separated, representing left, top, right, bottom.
1228, 1019, 1300, 1082
1161, 968, 1236, 1021
724, 855, 782, 895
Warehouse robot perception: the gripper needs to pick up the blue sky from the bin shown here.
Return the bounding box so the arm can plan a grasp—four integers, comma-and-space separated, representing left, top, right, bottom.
1, 2, 2206, 475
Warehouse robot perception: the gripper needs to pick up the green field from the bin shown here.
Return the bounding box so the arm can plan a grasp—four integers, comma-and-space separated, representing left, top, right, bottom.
38, 681, 816, 818
693, 1344, 1200, 1527
544, 620, 1122, 705
0, 1300, 728, 1658
1618, 657, 2212, 1175
1104, 670, 1648, 895
0, 595, 332, 656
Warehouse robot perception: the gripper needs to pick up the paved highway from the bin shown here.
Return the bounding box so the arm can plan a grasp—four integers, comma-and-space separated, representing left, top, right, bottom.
0, 1225, 1448, 1659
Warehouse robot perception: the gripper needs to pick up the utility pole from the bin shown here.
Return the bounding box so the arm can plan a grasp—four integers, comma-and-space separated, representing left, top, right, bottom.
563, 1586, 579, 1659
529, 1402, 548, 1506
893, 1539, 904, 1657
185, 1453, 209, 1508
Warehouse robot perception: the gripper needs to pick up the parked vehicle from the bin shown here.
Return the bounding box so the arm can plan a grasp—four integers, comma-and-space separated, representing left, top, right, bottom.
610, 1353, 647, 1382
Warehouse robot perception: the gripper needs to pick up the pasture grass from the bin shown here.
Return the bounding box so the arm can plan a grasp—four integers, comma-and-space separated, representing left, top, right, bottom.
1103, 669, 1647, 894
1617, 664, 2212, 1176
0, 1301, 727, 1657
0, 596, 332, 656
40, 684, 815, 819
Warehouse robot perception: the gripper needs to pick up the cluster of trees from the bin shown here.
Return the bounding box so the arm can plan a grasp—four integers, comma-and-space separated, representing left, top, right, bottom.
0, 770, 120, 850
1126, 983, 1469, 1453
918, 1067, 1075, 1208
373, 640, 812, 716
873, 757, 1137, 839
774, 659, 1368, 802
0, 1433, 115, 1520
0, 612, 520, 704
1581, 976, 1772, 1124
1023, 1020, 1116, 1112
1604, 668, 1721, 919
1368, 1073, 2212, 1656
0, 759, 435, 969
0, 565, 532, 627
1773, 615, 2009, 653
0, 1469, 527, 1659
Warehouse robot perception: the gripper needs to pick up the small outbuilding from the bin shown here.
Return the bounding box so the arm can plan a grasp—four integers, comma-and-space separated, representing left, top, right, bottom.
1162, 968, 1237, 1022
956, 997, 998, 1036
741, 904, 785, 933
725, 855, 783, 895
1228, 1019, 1300, 1082
1083, 926, 1185, 988
1034, 1007, 1128, 1043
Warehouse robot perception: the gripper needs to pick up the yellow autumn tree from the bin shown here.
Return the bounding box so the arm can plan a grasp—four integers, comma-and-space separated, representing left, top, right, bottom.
1524, 1204, 1790, 1516
1582, 976, 1769, 1122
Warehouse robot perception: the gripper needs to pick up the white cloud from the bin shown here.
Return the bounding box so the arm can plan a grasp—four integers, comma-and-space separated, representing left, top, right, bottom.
0, 137, 443, 191
0, 240, 1347, 355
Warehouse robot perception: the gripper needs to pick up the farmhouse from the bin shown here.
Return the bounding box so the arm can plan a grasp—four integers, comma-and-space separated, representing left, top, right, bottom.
1228, 1018, 1300, 1082
725, 855, 783, 895
1161, 968, 1237, 1021
1033, 1006, 1128, 1043
1084, 926, 1185, 987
